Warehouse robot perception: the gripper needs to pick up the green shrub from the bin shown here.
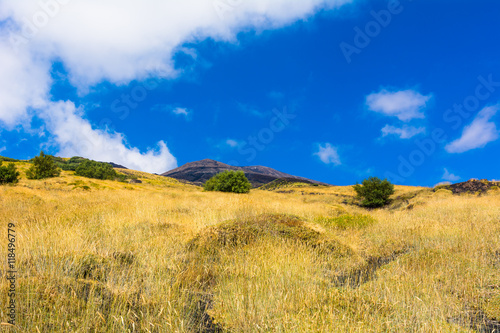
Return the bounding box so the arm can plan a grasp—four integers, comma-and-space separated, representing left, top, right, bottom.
53, 156, 89, 171
26, 151, 61, 180
204, 170, 252, 193
353, 177, 395, 208
75, 160, 117, 180
0, 161, 20, 184
116, 173, 129, 183
0, 156, 22, 163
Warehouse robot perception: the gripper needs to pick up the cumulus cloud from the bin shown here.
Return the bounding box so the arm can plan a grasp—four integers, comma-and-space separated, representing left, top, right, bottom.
0, 37, 51, 127
42, 101, 177, 173
152, 105, 192, 120
172, 107, 190, 117
445, 105, 499, 153
381, 124, 426, 139
314, 143, 341, 166
226, 139, 239, 148
442, 168, 460, 182
366, 89, 432, 122
1, 0, 352, 88
0, 0, 352, 172
171, 107, 192, 120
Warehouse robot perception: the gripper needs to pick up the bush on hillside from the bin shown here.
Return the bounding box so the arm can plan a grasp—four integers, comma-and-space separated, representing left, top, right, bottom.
0, 156, 22, 163
204, 170, 252, 193
53, 156, 89, 171
26, 151, 61, 180
353, 177, 395, 208
0, 161, 20, 184
75, 160, 117, 180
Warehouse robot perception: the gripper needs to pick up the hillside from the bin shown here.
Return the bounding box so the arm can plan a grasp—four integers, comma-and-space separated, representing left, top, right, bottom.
0, 161, 499, 332
161, 159, 330, 187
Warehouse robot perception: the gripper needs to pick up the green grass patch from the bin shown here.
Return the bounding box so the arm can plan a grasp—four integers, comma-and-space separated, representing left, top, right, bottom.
317, 213, 376, 229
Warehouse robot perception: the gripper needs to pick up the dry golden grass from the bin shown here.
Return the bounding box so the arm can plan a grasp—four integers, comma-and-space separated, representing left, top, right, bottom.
0, 164, 499, 332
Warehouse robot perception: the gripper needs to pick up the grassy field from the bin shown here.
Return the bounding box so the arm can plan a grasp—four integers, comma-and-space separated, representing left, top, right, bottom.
0, 162, 499, 332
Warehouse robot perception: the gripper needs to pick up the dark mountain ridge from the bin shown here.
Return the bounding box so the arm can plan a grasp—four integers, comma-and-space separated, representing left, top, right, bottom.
161, 159, 330, 187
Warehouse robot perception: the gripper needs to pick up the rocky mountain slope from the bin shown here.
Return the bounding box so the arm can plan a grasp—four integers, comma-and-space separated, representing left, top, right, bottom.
161, 159, 330, 187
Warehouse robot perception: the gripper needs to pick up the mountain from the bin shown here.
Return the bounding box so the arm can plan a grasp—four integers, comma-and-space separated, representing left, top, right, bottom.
105, 162, 128, 169
161, 159, 330, 187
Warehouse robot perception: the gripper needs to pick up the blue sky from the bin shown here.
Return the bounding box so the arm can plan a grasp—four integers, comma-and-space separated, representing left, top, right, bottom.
0, 0, 499, 186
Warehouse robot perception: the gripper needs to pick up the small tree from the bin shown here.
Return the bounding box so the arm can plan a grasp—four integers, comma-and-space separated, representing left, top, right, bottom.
353, 177, 394, 208
26, 151, 61, 180
204, 170, 252, 193
0, 161, 20, 184
75, 160, 117, 180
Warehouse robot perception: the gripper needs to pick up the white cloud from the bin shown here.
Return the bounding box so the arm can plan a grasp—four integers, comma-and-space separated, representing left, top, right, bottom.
442, 168, 460, 182
237, 103, 266, 118
366, 89, 432, 122
0, 37, 51, 127
0, 0, 352, 172
314, 143, 341, 166
171, 107, 191, 119
172, 107, 189, 116
381, 124, 426, 139
226, 139, 239, 148
42, 101, 177, 173
1, 0, 352, 88
152, 105, 192, 120
445, 105, 499, 153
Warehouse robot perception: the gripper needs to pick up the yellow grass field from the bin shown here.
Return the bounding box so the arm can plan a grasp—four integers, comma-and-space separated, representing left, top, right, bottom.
1, 162, 499, 332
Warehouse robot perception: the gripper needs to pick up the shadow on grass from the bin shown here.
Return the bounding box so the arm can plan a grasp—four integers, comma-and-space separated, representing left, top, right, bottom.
333, 248, 411, 288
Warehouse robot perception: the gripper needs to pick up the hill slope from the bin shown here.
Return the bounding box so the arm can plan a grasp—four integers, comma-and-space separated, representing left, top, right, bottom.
1, 159, 499, 332
161, 159, 329, 187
